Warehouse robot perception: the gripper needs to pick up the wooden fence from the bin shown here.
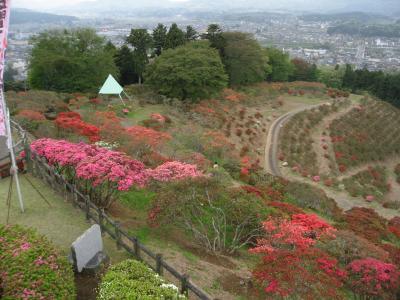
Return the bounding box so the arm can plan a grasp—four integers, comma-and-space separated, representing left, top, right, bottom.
30, 153, 214, 300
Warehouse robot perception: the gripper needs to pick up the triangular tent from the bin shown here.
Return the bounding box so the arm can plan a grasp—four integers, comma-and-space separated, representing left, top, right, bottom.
99, 74, 132, 105
99, 74, 123, 95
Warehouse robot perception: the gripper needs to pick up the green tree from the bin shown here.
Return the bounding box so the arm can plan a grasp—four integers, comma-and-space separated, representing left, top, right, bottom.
145, 41, 228, 101
127, 29, 153, 84
152, 23, 167, 56
115, 45, 138, 85
342, 64, 355, 90
203, 24, 225, 53
165, 23, 185, 49
185, 25, 198, 41
265, 48, 294, 82
290, 58, 318, 82
318, 65, 345, 89
28, 28, 118, 92
221, 32, 267, 86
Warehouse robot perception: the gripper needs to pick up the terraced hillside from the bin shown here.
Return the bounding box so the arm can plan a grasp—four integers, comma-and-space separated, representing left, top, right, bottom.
279, 97, 400, 211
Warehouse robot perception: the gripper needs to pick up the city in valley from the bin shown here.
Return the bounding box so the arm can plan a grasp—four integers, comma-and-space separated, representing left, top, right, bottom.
7, 9, 400, 81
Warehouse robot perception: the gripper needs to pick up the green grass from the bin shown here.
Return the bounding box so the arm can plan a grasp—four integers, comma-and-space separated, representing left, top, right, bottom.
181, 249, 199, 263
128, 227, 152, 244
0, 174, 129, 262
286, 95, 329, 105
119, 188, 156, 211
125, 104, 166, 124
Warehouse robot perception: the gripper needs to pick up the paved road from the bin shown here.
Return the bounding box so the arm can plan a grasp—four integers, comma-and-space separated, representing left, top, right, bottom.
264, 104, 322, 176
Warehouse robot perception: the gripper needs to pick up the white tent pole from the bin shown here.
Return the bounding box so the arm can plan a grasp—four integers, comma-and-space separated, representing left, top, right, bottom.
123, 90, 133, 102
5, 106, 24, 212
118, 93, 126, 106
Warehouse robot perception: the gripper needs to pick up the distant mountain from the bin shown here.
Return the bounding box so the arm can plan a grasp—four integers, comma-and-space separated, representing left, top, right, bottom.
10, 8, 78, 25
300, 12, 390, 24
54, 0, 399, 17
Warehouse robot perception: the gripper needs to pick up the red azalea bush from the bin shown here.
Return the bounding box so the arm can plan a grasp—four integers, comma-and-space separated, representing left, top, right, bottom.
125, 126, 171, 147
0, 225, 75, 299
347, 258, 400, 299
30, 138, 202, 207
15, 109, 47, 131
250, 214, 346, 298
344, 207, 390, 244
17, 110, 46, 121
55, 112, 100, 142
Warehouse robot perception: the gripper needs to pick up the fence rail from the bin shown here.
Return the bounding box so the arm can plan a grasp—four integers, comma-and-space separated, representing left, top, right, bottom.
30, 153, 214, 300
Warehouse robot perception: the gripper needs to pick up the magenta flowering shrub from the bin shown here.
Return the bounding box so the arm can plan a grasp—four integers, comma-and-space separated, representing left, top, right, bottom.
30, 138, 202, 207
149, 161, 203, 182
347, 258, 400, 298
0, 225, 75, 299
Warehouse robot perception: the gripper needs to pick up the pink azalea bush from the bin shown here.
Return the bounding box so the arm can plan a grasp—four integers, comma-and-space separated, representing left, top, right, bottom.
149, 161, 203, 182
30, 138, 202, 207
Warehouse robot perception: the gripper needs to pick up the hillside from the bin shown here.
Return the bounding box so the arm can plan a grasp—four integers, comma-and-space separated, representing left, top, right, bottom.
5, 83, 400, 299
10, 8, 78, 24
279, 96, 400, 214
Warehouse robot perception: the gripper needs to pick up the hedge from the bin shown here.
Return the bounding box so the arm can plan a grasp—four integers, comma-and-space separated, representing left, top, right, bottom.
98, 259, 187, 300
0, 225, 76, 299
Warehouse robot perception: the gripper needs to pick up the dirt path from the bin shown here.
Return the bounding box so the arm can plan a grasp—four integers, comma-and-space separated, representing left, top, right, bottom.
311, 104, 355, 175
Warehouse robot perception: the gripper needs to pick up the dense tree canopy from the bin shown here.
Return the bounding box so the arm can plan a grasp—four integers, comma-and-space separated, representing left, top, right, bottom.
341, 65, 400, 108
185, 25, 198, 41
152, 23, 167, 56
221, 32, 268, 86
28, 28, 118, 92
114, 45, 138, 85
127, 29, 153, 84
290, 58, 318, 82
317, 65, 345, 89
165, 23, 185, 50
265, 47, 294, 82
145, 41, 228, 101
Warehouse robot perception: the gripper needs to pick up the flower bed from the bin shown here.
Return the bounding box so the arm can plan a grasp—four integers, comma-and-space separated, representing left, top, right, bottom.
30, 138, 202, 207
0, 225, 75, 299
330, 100, 400, 169
98, 259, 187, 299
280, 99, 350, 176
341, 166, 389, 202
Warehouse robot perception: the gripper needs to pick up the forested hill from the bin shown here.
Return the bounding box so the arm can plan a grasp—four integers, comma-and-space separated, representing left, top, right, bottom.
327, 22, 400, 38
300, 12, 388, 23
10, 9, 78, 25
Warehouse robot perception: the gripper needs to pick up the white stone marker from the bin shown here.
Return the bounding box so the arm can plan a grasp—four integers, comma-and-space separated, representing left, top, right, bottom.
71, 224, 103, 272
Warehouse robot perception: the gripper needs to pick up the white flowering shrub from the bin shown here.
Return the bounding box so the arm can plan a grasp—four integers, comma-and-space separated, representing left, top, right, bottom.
97, 259, 187, 299
94, 141, 120, 150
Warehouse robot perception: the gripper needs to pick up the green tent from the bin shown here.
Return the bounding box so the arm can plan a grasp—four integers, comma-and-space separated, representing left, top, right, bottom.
99, 74, 131, 105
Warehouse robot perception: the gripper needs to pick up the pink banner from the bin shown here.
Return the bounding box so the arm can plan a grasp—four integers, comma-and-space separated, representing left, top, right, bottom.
0, 0, 10, 136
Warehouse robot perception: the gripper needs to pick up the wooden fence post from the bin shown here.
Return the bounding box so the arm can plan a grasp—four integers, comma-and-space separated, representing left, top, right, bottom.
85, 197, 90, 221
72, 186, 78, 208
98, 208, 105, 236
133, 237, 141, 260
156, 254, 163, 275
181, 274, 189, 296
24, 139, 32, 173
115, 222, 121, 250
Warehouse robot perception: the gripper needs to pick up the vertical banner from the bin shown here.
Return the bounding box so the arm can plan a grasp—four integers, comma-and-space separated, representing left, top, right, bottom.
0, 0, 10, 136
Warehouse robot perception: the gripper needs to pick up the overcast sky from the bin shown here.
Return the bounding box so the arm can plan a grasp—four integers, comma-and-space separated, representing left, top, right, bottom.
13, 0, 92, 10
11, 0, 400, 14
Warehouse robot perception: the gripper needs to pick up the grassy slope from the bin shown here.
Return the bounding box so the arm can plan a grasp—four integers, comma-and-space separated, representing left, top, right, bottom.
0, 174, 129, 262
